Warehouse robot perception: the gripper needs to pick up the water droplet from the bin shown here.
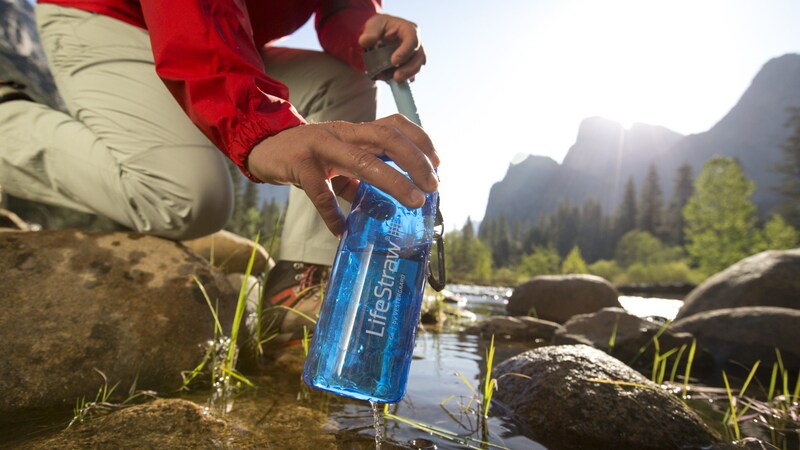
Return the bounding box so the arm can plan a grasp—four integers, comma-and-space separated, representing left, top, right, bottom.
408, 438, 437, 449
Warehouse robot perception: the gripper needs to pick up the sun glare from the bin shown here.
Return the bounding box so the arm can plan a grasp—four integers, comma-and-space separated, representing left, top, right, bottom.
523, 0, 736, 132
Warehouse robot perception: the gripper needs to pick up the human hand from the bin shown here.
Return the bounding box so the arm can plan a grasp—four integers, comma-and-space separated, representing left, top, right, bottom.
246, 114, 439, 236
359, 14, 426, 83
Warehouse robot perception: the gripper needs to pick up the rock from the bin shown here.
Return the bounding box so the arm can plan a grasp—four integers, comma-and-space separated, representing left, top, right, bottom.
492, 345, 722, 450
464, 316, 562, 342
183, 229, 274, 274
28, 399, 259, 449
0, 230, 238, 420
507, 274, 620, 323
676, 249, 800, 320
554, 308, 713, 376
670, 307, 800, 376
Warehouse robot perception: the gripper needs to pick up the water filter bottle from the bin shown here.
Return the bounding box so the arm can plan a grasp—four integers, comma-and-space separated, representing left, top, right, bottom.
302, 44, 441, 403
302, 166, 437, 402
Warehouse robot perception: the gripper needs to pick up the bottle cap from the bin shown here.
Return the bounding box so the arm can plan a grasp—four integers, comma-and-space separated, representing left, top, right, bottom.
362, 44, 401, 80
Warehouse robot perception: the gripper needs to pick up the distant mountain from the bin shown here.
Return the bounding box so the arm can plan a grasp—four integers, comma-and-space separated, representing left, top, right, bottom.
653, 54, 800, 215
484, 54, 800, 224
484, 155, 560, 223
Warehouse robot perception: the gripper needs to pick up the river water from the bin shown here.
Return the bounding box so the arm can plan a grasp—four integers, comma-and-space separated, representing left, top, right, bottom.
289, 284, 686, 449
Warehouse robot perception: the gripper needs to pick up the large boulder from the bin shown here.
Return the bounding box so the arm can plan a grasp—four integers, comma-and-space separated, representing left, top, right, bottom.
507, 274, 620, 323
492, 345, 722, 450
676, 249, 800, 320
670, 307, 800, 376
554, 308, 713, 376
0, 230, 238, 419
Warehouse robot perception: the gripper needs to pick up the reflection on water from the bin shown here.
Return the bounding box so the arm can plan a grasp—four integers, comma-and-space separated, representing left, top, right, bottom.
617, 296, 684, 321
330, 330, 545, 449
447, 284, 685, 321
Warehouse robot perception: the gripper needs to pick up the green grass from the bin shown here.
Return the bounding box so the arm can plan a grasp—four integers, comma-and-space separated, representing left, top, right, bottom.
483, 335, 498, 419
608, 317, 619, 354
722, 371, 740, 441
184, 236, 265, 415
682, 339, 697, 398
69, 370, 156, 428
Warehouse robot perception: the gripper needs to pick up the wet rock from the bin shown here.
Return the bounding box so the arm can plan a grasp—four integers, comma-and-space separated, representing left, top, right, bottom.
507, 274, 620, 323
0, 230, 238, 420
554, 307, 713, 376
464, 316, 562, 342
28, 399, 259, 449
670, 306, 800, 376
676, 249, 800, 320
183, 229, 273, 274
492, 345, 722, 450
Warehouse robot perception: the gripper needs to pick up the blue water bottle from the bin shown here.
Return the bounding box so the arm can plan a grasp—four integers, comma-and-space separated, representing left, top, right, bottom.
302, 45, 443, 403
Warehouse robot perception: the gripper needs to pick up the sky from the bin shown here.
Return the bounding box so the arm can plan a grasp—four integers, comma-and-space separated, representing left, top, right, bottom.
279, 0, 800, 231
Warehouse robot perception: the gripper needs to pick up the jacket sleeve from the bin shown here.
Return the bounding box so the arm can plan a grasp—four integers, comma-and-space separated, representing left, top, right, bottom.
139, 0, 306, 181
315, 0, 382, 71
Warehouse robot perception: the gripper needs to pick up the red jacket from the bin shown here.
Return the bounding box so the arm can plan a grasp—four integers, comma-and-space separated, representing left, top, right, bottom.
39, 0, 381, 180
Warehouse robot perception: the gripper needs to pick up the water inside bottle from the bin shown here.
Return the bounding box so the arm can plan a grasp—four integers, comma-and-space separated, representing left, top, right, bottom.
302, 181, 436, 403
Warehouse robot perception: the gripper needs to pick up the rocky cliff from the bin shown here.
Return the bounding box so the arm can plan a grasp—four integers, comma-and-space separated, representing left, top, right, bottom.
485, 54, 800, 223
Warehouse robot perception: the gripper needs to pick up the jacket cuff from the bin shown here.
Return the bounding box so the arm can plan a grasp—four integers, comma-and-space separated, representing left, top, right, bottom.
229, 110, 306, 182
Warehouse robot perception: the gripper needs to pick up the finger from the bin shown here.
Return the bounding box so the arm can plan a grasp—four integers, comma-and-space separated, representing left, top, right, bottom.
331, 117, 439, 170
326, 118, 438, 193
390, 22, 420, 67
393, 47, 426, 83
373, 114, 440, 168
358, 15, 386, 49
297, 167, 346, 237
362, 123, 438, 193
331, 176, 360, 204
310, 134, 429, 208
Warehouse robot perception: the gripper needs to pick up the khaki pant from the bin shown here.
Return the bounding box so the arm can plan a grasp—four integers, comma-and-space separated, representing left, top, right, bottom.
0, 4, 375, 264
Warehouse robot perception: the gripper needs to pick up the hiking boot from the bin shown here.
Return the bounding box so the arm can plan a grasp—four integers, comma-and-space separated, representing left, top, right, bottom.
261, 261, 329, 346
0, 81, 33, 103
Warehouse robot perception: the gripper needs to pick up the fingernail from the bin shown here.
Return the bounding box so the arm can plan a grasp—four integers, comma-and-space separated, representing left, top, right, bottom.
430, 170, 439, 185
410, 188, 426, 206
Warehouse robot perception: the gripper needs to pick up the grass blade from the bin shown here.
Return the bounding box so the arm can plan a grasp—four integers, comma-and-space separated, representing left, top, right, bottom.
682, 339, 697, 398
722, 371, 740, 441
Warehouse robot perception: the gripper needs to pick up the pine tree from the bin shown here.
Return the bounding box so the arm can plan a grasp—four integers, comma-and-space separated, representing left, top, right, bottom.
760, 214, 799, 250
577, 198, 604, 262
615, 177, 637, 237
444, 218, 493, 284
774, 107, 800, 228
684, 157, 759, 275
638, 163, 664, 237
561, 245, 588, 274
491, 215, 512, 268
553, 202, 580, 257
665, 163, 694, 245
462, 216, 475, 241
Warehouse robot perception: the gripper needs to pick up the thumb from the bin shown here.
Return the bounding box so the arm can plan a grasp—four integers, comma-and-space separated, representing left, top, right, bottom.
358, 15, 386, 48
